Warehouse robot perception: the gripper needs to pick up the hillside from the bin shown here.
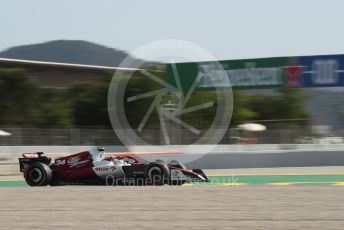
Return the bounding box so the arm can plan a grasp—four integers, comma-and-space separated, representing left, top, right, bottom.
0, 40, 146, 67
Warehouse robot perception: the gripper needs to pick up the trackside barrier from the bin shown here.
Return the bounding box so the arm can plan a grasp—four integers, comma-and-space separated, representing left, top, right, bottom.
1, 144, 344, 174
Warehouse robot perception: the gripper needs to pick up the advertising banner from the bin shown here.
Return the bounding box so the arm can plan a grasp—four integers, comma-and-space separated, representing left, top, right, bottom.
297, 55, 344, 87
165, 55, 344, 90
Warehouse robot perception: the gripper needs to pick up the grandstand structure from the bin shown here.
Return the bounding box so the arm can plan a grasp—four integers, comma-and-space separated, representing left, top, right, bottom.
0, 58, 140, 88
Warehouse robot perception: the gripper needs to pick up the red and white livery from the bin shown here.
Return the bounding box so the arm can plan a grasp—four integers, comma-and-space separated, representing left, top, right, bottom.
18, 148, 209, 186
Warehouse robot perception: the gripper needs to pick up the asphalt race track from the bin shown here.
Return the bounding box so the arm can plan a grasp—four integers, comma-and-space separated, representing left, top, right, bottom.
3, 166, 344, 187
1, 168, 344, 229
0, 186, 344, 229
2, 173, 344, 187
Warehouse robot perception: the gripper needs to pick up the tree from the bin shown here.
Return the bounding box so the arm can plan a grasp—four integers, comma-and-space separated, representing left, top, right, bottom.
231, 90, 257, 125
0, 68, 309, 130
0, 69, 39, 126
246, 88, 309, 121
31, 88, 73, 128
68, 81, 111, 127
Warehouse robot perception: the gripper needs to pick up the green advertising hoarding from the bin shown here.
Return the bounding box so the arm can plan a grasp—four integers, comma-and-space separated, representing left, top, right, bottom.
165, 57, 289, 90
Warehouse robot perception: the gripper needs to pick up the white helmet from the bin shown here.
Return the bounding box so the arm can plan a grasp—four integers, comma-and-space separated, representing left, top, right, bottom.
90, 147, 105, 161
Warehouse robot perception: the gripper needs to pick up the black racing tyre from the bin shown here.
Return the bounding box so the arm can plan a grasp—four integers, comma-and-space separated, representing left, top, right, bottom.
154, 160, 170, 175
24, 162, 52, 186
145, 162, 170, 186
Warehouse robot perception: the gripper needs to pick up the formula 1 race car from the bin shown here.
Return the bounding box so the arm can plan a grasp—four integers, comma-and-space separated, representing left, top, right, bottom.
18, 148, 209, 186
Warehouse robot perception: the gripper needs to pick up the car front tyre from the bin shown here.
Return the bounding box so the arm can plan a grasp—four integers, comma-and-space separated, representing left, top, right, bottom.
146, 162, 169, 186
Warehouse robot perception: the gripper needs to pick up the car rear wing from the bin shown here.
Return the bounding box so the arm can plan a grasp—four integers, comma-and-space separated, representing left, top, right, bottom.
18, 152, 51, 172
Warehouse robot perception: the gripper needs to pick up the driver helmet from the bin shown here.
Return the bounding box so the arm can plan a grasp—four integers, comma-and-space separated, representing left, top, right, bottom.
97, 147, 105, 159
90, 147, 105, 161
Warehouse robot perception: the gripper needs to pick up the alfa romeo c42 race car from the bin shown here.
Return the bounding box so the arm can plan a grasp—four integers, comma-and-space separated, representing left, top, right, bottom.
18, 148, 209, 186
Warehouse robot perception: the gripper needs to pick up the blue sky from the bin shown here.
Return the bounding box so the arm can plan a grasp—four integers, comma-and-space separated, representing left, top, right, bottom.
1, 0, 344, 61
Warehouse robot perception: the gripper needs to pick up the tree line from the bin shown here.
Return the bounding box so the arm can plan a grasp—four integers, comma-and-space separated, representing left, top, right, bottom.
0, 69, 308, 129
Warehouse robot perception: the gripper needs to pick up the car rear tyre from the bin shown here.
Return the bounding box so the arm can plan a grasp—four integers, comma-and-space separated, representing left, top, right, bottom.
24, 162, 52, 186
